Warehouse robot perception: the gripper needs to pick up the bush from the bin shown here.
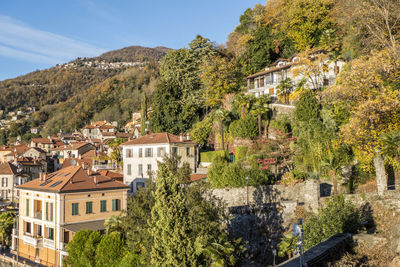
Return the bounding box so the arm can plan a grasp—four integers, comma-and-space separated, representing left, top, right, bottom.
190, 117, 213, 147
200, 150, 228, 163
235, 146, 248, 161
303, 195, 362, 249
229, 117, 258, 139
208, 157, 271, 188
269, 115, 292, 133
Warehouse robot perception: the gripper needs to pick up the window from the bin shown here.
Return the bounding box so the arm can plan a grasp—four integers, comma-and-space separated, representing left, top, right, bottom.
50, 203, 53, 221
172, 147, 178, 156
127, 164, 132, 175
125, 148, 133, 158
72, 203, 79, 216
48, 227, 54, 240
112, 199, 121, 211
186, 147, 190, 157
86, 201, 93, 214
260, 77, 264, 87
26, 199, 29, 217
37, 225, 42, 237
100, 200, 107, 212
147, 164, 152, 172
157, 147, 166, 157
45, 202, 48, 220
145, 148, 153, 157
138, 148, 143, 157
138, 164, 143, 176
1, 177, 7, 187
25, 222, 31, 234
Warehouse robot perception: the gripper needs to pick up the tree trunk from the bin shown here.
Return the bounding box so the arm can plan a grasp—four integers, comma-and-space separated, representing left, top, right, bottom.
219, 119, 224, 151
331, 170, 338, 195
241, 106, 246, 118
258, 114, 262, 137
374, 154, 386, 195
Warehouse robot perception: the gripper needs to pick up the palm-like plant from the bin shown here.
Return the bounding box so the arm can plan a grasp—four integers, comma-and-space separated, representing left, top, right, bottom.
105, 215, 123, 234
234, 93, 254, 118
250, 95, 270, 137
214, 109, 229, 150
276, 78, 294, 104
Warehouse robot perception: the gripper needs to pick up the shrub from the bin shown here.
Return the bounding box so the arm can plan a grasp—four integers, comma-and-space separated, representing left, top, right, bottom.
190, 117, 213, 147
303, 195, 362, 249
208, 157, 271, 188
229, 117, 258, 139
269, 115, 292, 133
200, 150, 228, 163
235, 146, 248, 161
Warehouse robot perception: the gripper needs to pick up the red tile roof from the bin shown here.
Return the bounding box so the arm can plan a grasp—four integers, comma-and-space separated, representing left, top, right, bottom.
121, 133, 196, 146
0, 162, 18, 175
31, 138, 53, 144
18, 165, 128, 192
190, 174, 207, 182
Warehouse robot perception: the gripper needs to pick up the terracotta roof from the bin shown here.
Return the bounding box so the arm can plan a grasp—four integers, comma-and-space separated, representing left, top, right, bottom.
31, 138, 53, 144
14, 143, 30, 155
81, 150, 106, 159
190, 174, 207, 182
62, 158, 92, 169
99, 125, 115, 130
53, 142, 92, 151
246, 63, 293, 79
0, 162, 18, 175
116, 132, 131, 138
121, 132, 196, 146
0, 146, 12, 152
90, 139, 102, 143
84, 125, 97, 129
98, 170, 123, 180
101, 132, 115, 136
18, 165, 128, 192
26, 147, 46, 154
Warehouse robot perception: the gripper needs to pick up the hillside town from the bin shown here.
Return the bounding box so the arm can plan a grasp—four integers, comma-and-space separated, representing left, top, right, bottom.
1, 0, 400, 266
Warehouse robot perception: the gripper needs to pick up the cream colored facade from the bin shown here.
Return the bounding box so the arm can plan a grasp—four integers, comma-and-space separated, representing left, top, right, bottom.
12, 188, 128, 267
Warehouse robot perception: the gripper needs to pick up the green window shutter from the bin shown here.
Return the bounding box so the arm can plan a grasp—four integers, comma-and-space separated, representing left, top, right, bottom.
45, 202, 48, 220
86, 202, 92, 214
50, 203, 53, 221
100, 200, 106, 212
112, 199, 116, 211
26, 199, 29, 216
72, 203, 78, 216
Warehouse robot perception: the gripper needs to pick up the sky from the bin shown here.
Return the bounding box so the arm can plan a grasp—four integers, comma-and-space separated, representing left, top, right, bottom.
0, 0, 265, 81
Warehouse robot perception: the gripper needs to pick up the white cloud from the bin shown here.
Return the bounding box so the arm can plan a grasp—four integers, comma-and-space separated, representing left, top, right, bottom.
0, 14, 106, 64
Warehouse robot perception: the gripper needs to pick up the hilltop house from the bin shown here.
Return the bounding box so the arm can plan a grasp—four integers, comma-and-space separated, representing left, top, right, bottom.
51, 142, 95, 164
121, 133, 198, 194
82, 121, 116, 140
30, 138, 55, 153
12, 165, 128, 266
0, 162, 19, 201
246, 52, 345, 99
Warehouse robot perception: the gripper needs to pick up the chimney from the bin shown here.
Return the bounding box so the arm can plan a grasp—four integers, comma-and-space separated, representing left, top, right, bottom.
93, 176, 97, 185
179, 134, 183, 142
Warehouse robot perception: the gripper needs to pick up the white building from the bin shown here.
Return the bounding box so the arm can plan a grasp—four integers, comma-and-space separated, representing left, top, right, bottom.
121, 133, 198, 194
246, 52, 345, 98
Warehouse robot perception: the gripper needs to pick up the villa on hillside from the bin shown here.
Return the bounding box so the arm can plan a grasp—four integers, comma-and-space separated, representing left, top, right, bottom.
121, 133, 199, 194
246, 51, 345, 99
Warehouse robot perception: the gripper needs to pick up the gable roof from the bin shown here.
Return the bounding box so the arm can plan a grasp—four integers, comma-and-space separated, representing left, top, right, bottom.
121, 132, 196, 146
18, 165, 128, 192
0, 162, 18, 175
31, 138, 53, 144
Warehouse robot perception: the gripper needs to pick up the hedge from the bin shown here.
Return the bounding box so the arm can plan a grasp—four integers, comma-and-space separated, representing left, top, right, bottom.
235, 146, 248, 161
200, 150, 229, 163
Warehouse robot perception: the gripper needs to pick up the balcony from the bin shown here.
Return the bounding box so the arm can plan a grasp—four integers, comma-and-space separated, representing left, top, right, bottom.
92, 163, 117, 171
43, 238, 55, 248
34, 211, 42, 220
23, 234, 42, 247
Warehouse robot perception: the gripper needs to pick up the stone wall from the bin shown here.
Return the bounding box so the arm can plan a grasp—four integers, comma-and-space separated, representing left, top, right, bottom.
270, 103, 295, 118
211, 180, 320, 213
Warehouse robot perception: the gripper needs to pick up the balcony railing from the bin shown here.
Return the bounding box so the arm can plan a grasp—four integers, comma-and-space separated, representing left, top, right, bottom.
23, 234, 41, 247
92, 163, 117, 171
34, 211, 42, 220
43, 238, 55, 248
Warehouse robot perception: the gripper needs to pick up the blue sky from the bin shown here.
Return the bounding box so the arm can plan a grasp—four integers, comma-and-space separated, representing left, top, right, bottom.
0, 0, 264, 81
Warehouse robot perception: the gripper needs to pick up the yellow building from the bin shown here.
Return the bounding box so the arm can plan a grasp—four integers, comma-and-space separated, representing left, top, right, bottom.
11, 165, 129, 267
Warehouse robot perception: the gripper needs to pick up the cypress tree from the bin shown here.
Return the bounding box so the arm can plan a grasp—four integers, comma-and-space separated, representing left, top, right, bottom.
150, 158, 196, 266
140, 94, 148, 136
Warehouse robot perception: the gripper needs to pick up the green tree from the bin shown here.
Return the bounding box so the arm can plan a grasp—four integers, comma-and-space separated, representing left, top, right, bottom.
276, 78, 293, 104
140, 94, 148, 136
234, 93, 254, 119
95, 232, 126, 267
190, 116, 213, 147
0, 212, 15, 247
104, 214, 123, 234
250, 95, 270, 137
150, 158, 196, 266
0, 130, 7, 145
65, 230, 102, 267
229, 117, 259, 140
214, 109, 230, 150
